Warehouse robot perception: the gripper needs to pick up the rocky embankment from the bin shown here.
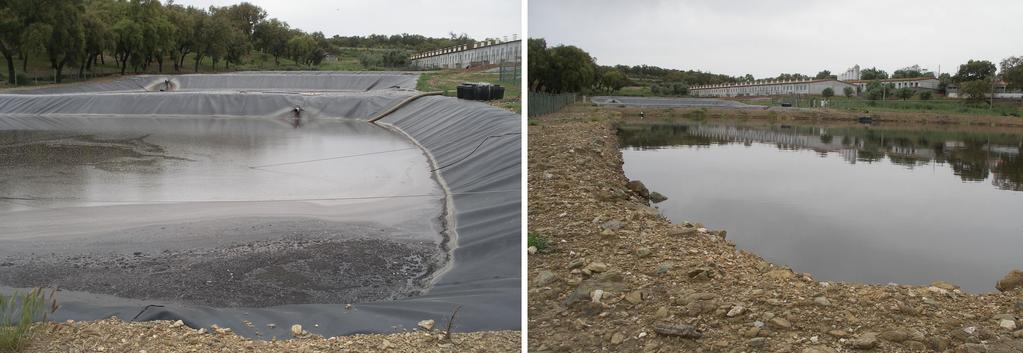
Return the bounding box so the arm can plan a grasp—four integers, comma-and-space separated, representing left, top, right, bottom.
527, 107, 1023, 352
24, 318, 520, 353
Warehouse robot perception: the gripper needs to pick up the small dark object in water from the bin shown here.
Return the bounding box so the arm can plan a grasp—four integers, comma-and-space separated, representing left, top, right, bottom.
780, 102, 792, 107
640, 111, 645, 119
858, 116, 873, 124
653, 322, 702, 339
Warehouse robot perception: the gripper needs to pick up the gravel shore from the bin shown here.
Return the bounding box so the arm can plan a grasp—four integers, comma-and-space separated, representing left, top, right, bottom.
22, 318, 520, 353
527, 105, 1023, 352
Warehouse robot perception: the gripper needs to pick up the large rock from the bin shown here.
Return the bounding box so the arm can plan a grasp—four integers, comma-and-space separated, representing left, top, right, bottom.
563, 271, 626, 306
768, 317, 792, 330
996, 269, 1023, 292
649, 191, 668, 203
652, 322, 702, 339
848, 332, 878, 350
930, 280, 959, 291
625, 180, 650, 198
533, 270, 557, 286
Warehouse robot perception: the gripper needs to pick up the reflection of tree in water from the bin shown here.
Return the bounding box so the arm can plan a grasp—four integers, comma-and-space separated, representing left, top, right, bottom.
947, 140, 991, 181
993, 155, 1023, 191
618, 124, 720, 148
619, 123, 1023, 191
888, 155, 929, 167
856, 149, 885, 163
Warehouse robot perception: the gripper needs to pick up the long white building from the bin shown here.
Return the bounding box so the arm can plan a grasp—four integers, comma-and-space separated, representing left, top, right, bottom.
410, 40, 521, 69
845, 77, 940, 92
690, 79, 857, 98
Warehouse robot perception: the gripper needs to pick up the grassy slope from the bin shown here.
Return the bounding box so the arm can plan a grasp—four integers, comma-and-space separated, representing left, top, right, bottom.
0, 48, 402, 87
1, 51, 523, 114
614, 85, 1022, 118
416, 68, 521, 113
733, 95, 1023, 117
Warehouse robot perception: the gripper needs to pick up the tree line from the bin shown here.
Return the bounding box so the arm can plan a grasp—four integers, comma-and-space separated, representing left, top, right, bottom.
528, 37, 1023, 101
0, 0, 481, 84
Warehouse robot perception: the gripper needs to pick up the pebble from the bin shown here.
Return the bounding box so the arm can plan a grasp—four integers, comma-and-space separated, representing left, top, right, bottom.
999, 319, 1017, 330
813, 296, 831, 306
584, 262, 608, 273
625, 290, 644, 304
610, 332, 625, 345
764, 268, 795, 280
880, 329, 909, 342
290, 324, 304, 337
417, 319, 435, 331
656, 261, 673, 274
726, 305, 745, 317
802, 346, 839, 353
827, 329, 849, 338
930, 280, 959, 291
527, 246, 538, 254
655, 306, 669, 319
652, 322, 702, 339
768, 317, 791, 330
591, 289, 604, 304
848, 332, 878, 349
534, 271, 557, 286
748, 337, 766, 348
567, 258, 585, 269
635, 247, 652, 258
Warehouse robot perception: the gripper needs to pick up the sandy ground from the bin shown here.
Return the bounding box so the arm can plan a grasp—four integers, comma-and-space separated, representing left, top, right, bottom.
527, 104, 1023, 352
20, 318, 520, 353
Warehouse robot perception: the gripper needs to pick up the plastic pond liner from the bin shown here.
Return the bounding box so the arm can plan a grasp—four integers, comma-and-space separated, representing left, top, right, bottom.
0, 72, 520, 338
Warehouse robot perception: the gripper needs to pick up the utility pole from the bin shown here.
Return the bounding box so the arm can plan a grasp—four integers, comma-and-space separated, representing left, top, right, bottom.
991, 74, 996, 110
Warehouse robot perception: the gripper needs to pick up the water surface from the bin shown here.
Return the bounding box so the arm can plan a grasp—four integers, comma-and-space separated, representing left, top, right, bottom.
620, 122, 1023, 292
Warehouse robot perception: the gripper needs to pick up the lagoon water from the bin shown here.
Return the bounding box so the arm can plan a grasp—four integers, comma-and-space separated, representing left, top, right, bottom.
0, 116, 445, 307
620, 122, 1023, 292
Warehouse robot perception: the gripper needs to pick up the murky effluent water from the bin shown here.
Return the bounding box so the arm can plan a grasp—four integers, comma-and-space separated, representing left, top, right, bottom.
620, 122, 1023, 292
0, 116, 445, 307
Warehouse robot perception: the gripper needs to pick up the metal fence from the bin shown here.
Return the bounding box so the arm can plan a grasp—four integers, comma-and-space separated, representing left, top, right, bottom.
498, 60, 520, 82
528, 92, 577, 117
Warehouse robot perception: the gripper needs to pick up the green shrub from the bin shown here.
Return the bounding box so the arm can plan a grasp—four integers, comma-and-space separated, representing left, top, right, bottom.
1, 288, 59, 353
919, 91, 933, 100
527, 232, 552, 253
358, 49, 410, 69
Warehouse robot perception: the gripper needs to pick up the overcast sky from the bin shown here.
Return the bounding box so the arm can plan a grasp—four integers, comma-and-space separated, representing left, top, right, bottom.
171, 0, 520, 40
529, 0, 1023, 78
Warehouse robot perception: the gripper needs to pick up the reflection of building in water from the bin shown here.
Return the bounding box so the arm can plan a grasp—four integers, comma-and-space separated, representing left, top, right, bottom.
671, 124, 1023, 190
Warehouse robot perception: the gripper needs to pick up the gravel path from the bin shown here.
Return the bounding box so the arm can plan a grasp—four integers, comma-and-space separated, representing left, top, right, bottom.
527, 104, 1023, 352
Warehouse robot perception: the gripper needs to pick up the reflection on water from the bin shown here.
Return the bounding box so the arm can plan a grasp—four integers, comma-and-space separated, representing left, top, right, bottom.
0, 116, 440, 211
620, 123, 1023, 192
619, 122, 1023, 292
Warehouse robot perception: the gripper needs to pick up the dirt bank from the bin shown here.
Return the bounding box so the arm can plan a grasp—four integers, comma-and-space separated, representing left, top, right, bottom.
22, 318, 519, 352
527, 104, 1023, 352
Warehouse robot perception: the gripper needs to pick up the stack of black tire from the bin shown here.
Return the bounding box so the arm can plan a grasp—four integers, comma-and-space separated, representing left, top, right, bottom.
456, 82, 505, 101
